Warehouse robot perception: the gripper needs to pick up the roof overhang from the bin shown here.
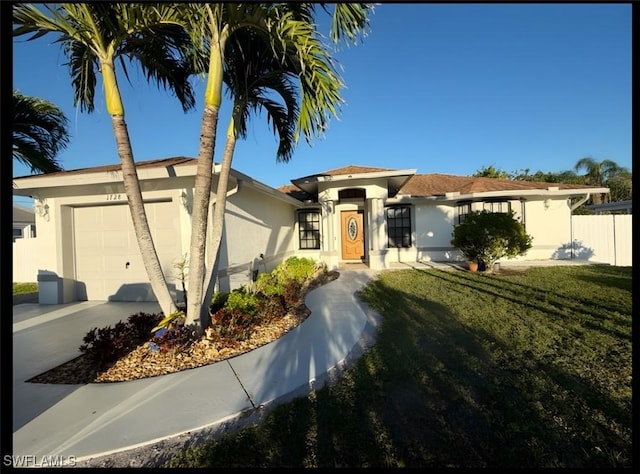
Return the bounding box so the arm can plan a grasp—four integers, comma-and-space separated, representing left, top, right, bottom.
291, 168, 417, 195
13, 161, 199, 194
13, 162, 303, 207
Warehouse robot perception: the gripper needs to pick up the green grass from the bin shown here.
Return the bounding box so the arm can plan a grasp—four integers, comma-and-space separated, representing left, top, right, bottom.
13, 282, 38, 295
167, 266, 632, 468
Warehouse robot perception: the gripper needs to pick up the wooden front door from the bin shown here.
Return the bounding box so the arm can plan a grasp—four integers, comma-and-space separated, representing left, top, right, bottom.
341, 210, 364, 260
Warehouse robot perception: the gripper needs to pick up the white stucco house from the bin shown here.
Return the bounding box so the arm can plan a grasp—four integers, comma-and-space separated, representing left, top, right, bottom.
12, 203, 36, 242
12, 157, 608, 304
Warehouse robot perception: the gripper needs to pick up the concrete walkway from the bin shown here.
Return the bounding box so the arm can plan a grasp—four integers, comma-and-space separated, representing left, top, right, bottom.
12, 270, 381, 466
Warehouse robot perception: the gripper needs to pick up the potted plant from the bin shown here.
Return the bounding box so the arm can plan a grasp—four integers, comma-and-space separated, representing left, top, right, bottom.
451, 210, 533, 272
450, 219, 483, 271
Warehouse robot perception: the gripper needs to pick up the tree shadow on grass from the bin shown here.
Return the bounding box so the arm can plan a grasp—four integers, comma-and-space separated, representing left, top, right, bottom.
170, 273, 632, 468
413, 267, 631, 341
572, 265, 633, 292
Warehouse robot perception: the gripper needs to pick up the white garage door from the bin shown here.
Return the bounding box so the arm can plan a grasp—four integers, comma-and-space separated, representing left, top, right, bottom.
74, 201, 181, 301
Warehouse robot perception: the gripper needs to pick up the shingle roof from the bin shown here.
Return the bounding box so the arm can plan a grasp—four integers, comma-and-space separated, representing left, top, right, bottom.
277, 184, 315, 201
280, 166, 604, 200
398, 173, 595, 197
294, 165, 395, 181
14, 157, 196, 179
320, 165, 395, 176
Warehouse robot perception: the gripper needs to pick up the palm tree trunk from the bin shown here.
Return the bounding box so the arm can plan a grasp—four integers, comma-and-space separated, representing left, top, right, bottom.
111, 116, 177, 316
185, 37, 225, 330
185, 105, 219, 329
200, 123, 237, 327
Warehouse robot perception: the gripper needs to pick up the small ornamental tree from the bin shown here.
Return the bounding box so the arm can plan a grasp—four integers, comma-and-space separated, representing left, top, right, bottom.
451, 210, 533, 271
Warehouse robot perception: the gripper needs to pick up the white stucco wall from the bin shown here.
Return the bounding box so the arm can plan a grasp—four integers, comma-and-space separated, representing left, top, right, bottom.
217, 185, 297, 292
413, 204, 459, 262
382, 197, 575, 264
521, 199, 573, 260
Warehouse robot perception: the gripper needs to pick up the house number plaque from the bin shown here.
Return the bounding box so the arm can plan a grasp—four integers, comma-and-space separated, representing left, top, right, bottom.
347, 217, 358, 241
106, 194, 122, 201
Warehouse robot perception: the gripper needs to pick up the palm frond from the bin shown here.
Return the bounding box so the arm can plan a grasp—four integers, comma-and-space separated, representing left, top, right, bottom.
12, 91, 69, 173
223, 27, 300, 162
120, 23, 198, 112
325, 3, 373, 46
14, 3, 199, 115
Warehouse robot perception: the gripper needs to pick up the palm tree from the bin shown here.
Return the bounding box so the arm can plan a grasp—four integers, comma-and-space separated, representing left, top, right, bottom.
13, 3, 197, 317
199, 30, 301, 322
574, 157, 626, 204
172, 3, 372, 328
13, 90, 69, 174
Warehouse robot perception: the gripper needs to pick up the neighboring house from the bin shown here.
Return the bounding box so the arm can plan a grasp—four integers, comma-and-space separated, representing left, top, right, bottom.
12, 158, 608, 304
12, 203, 36, 242
584, 200, 632, 214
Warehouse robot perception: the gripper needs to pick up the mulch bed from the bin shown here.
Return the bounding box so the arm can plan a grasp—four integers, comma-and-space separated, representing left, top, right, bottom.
26, 271, 340, 385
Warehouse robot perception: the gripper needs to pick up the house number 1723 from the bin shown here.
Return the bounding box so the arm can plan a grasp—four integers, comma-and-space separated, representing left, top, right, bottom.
106, 194, 122, 201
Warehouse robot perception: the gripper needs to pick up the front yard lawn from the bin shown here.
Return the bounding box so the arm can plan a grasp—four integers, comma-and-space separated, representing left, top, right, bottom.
168, 265, 632, 468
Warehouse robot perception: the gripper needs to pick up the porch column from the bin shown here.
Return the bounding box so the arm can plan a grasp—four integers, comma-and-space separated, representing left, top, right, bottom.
325, 200, 335, 252
368, 198, 387, 269
321, 199, 339, 269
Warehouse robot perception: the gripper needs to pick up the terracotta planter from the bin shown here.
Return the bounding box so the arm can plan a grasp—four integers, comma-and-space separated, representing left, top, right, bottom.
468, 261, 479, 272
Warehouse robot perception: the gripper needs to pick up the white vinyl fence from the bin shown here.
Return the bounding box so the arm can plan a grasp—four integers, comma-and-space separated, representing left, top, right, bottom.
13, 237, 39, 282
571, 214, 632, 266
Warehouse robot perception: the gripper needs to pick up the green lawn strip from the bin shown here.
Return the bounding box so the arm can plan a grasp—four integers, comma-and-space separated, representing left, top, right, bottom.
166, 266, 632, 468
13, 282, 38, 295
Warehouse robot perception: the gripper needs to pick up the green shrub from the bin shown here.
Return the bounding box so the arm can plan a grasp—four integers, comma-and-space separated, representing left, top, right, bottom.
255, 272, 285, 297
225, 289, 260, 316
209, 308, 257, 342
255, 257, 316, 298
451, 210, 533, 269
79, 312, 162, 366
152, 325, 197, 354
282, 279, 303, 310
276, 256, 316, 284
210, 291, 229, 315
256, 294, 286, 323
151, 310, 186, 333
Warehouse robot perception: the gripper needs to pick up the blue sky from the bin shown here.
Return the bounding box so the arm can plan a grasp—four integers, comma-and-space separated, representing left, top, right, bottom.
12, 3, 631, 208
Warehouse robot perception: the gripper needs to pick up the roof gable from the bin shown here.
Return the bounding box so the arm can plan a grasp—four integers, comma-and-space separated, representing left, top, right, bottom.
294, 164, 396, 181
319, 164, 395, 176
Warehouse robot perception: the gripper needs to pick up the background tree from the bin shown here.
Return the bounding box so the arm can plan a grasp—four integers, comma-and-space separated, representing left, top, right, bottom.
511, 168, 584, 184
13, 90, 69, 174
473, 165, 510, 179
606, 170, 632, 203
451, 210, 533, 271
13, 3, 198, 317
574, 157, 627, 204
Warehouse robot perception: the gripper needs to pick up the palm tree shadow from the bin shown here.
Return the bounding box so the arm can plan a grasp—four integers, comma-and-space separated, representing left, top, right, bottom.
178, 270, 631, 468
226, 270, 377, 412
